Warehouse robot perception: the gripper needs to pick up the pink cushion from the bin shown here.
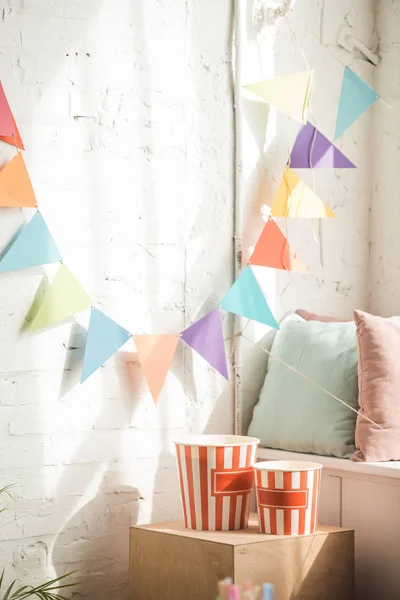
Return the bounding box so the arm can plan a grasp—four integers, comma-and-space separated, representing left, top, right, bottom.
296, 309, 349, 323
353, 310, 400, 462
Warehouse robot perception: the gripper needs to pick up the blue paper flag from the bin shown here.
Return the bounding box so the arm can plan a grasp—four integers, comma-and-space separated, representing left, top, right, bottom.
334, 67, 380, 140
220, 266, 279, 329
81, 307, 131, 383
0, 211, 61, 272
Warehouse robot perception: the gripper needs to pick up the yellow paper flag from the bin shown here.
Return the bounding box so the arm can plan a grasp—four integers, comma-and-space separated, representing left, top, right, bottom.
134, 335, 180, 404
243, 70, 313, 123
271, 167, 336, 218
29, 264, 92, 332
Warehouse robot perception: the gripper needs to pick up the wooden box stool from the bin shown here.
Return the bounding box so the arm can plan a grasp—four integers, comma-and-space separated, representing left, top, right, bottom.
129, 514, 354, 600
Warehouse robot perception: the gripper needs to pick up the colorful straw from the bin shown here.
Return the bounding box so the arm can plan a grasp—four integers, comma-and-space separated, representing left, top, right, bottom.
216, 580, 273, 600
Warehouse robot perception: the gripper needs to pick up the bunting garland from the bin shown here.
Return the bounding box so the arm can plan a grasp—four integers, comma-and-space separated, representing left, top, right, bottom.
243, 70, 313, 123
81, 308, 131, 383
334, 67, 380, 140
0, 83, 16, 136
28, 264, 92, 332
134, 335, 180, 403
272, 167, 336, 219
249, 218, 308, 273
0, 54, 377, 400
220, 266, 279, 329
0, 82, 24, 149
181, 309, 228, 379
0, 153, 37, 207
0, 212, 61, 271
289, 122, 355, 169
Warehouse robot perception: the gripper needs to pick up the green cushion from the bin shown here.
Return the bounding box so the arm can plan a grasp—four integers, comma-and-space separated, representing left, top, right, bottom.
248, 313, 358, 458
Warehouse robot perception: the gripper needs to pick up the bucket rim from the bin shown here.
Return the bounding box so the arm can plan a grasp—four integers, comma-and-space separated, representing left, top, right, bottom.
174, 434, 260, 447
254, 460, 323, 472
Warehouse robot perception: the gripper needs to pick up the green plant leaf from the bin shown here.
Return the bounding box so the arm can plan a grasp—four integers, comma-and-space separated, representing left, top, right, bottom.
3, 580, 16, 600
10, 586, 29, 596
0, 484, 15, 517
0, 570, 78, 600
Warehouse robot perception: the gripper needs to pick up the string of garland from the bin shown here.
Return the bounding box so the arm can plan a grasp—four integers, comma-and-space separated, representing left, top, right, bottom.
0, 15, 391, 414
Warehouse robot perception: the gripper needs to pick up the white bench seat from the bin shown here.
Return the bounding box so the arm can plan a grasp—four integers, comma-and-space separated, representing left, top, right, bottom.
257, 447, 400, 479
257, 447, 400, 600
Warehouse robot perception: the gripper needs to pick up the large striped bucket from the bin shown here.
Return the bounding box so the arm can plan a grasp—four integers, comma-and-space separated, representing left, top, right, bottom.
174, 435, 259, 531
254, 461, 322, 536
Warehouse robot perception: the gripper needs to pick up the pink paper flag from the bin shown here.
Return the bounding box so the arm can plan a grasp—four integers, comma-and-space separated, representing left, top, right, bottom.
181, 309, 228, 379
0, 83, 24, 149
134, 335, 180, 404
0, 83, 15, 136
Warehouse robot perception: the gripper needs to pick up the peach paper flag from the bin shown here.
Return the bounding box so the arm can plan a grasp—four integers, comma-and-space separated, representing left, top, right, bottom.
0, 83, 24, 150
243, 71, 313, 123
272, 167, 336, 218
249, 219, 308, 273
134, 334, 180, 404
0, 153, 37, 207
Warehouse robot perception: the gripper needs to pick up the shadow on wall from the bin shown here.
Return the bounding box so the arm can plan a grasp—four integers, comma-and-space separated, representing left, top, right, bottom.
50, 350, 143, 600
2, 0, 241, 598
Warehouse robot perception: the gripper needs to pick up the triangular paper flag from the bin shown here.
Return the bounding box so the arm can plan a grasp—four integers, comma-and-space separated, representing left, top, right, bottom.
243, 70, 313, 123
0, 84, 24, 150
220, 266, 279, 329
249, 219, 307, 272
272, 167, 336, 218
181, 309, 228, 379
134, 335, 180, 403
0, 153, 37, 207
29, 264, 92, 331
289, 122, 355, 168
0, 212, 61, 272
0, 83, 15, 136
81, 308, 131, 382
334, 67, 380, 140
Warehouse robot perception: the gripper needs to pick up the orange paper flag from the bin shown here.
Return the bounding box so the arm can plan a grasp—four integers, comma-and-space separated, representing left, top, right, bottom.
249, 219, 307, 273
134, 335, 180, 403
0, 115, 25, 151
0, 153, 37, 207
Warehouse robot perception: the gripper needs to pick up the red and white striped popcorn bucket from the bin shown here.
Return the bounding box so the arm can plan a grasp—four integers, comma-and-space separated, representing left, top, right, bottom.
174, 435, 260, 531
254, 461, 322, 536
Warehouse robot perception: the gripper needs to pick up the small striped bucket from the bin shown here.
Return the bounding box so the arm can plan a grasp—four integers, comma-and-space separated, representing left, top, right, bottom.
174, 435, 259, 531
254, 460, 322, 536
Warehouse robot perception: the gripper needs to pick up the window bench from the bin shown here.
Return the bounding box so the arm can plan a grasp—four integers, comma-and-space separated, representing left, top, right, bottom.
257, 447, 400, 600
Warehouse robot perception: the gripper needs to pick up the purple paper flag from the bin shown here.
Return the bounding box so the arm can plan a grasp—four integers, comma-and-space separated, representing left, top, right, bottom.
288, 122, 356, 168
181, 308, 229, 380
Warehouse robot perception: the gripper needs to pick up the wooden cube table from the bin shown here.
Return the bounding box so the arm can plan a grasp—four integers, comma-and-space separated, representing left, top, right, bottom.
129, 514, 354, 600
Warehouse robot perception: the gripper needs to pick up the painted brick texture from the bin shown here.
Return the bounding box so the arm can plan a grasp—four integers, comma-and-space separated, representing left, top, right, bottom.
0, 0, 376, 598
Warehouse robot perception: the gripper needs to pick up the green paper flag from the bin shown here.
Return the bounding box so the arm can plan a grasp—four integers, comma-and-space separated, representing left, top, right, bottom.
28, 264, 92, 332
220, 266, 279, 329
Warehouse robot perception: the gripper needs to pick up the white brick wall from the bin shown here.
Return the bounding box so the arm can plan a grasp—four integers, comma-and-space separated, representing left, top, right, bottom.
0, 0, 233, 596
370, 0, 400, 315
0, 0, 377, 598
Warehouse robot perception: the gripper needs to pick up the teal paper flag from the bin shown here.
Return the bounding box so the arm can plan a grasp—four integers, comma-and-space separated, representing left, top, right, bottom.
220, 266, 279, 329
0, 211, 61, 272
81, 307, 131, 382
334, 67, 380, 140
